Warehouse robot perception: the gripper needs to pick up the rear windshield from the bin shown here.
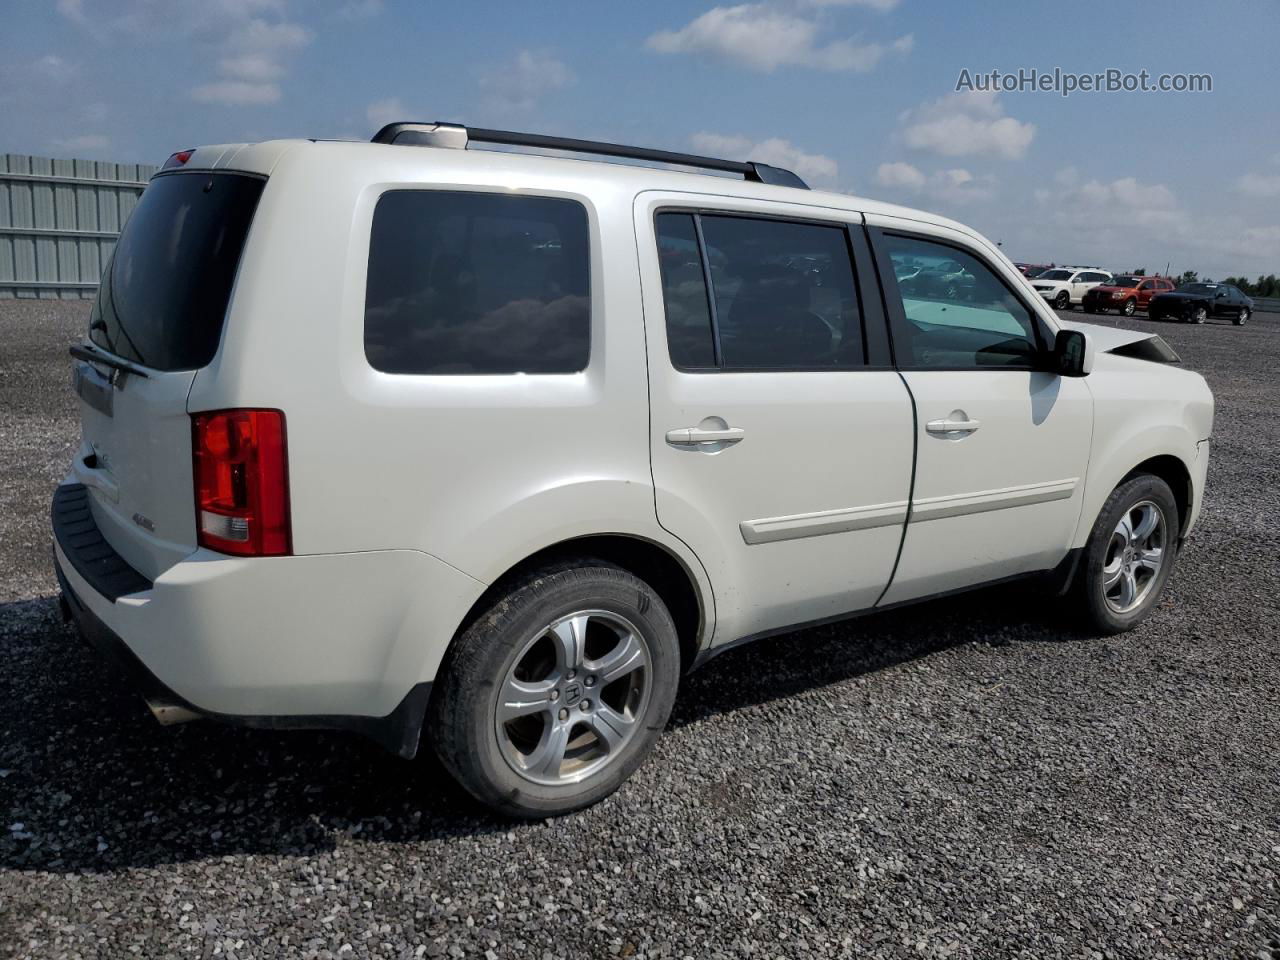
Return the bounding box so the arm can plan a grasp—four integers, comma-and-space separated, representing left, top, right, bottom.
89, 172, 264, 371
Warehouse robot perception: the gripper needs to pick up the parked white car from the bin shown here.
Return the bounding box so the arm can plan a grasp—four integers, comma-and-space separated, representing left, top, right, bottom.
1032, 267, 1114, 310
53, 123, 1213, 817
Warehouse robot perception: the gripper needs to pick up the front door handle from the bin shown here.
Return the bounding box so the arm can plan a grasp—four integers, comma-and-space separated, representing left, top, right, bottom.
666, 425, 746, 446
926, 414, 981, 436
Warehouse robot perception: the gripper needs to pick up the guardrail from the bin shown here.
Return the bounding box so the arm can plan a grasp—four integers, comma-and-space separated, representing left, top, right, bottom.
1251, 296, 1280, 313
0, 153, 155, 299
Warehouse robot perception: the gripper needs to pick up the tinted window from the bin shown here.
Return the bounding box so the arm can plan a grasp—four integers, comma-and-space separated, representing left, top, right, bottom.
364, 191, 590, 374
697, 215, 864, 369
883, 233, 1044, 368
89, 172, 263, 371
655, 213, 716, 368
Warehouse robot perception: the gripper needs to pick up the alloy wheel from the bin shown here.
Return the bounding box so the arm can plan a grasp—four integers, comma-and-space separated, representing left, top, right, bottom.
1101, 500, 1167, 615
1123, 299, 1136, 316
495, 609, 651, 787
1237, 308, 1250, 325
1192, 306, 1207, 324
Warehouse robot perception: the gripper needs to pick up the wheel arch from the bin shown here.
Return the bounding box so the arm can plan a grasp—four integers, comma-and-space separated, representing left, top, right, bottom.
446, 534, 711, 676
1122, 454, 1192, 534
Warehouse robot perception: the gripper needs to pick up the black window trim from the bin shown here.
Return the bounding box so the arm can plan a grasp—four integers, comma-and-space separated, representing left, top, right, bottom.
362, 186, 594, 377
652, 205, 893, 374
867, 224, 1055, 374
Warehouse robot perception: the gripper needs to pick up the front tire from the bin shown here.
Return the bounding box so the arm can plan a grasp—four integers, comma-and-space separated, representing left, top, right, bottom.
430, 561, 681, 818
1235, 307, 1250, 326
1054, 291, 1071, 311
1122, 299, 1136, 317
1074, 474, 1180, 635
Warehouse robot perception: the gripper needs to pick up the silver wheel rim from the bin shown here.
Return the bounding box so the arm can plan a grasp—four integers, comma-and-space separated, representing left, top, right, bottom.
1239, 308, 1249, 324
1193, 307, 1206, 323
1124, 300, 1135, 315
495, 609, 651, 787
1102, 500, 1167, 615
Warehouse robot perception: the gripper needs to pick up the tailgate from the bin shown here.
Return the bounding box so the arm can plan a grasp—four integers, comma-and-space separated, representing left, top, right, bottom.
67, 169, 265, 583
71, 360, 198, 581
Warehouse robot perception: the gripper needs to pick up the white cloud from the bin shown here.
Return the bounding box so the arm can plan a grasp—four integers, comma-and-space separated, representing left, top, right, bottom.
366, 97, 410, 131
875, 161, 926, 190
55, 0, 87, 25
478, 50, 574, 111
874, 162, 992, 205
190, 15, 312, 106
691, 132, 839, 186
218, 53, 285, 81
647, 4, 911, 73
192, 80, 281, 105
806, 0, 901, 8
33, 54, 77, 83
1075, 176, 1178, 212
231, 18, 311, 52
899, 90, 1035, 160
1236, 171, 1280, 198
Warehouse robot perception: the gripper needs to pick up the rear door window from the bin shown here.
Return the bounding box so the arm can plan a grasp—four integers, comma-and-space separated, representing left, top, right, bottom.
654, 211, 867, 371
364, 191, 591, 375
89, 172, 264, 371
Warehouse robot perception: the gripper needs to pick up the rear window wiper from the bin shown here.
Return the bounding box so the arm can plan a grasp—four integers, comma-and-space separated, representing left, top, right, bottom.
69, 342, 151, 380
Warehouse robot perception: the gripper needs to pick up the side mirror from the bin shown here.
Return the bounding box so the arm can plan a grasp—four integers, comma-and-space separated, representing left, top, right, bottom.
1050, 329, 1091, 377
1216, 291, 1227, 298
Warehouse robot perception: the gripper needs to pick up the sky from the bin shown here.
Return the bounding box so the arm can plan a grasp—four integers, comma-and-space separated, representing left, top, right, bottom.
2, 0, 1278, 279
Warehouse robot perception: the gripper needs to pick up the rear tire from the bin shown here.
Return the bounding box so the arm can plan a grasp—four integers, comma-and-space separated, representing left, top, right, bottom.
1073, 474, 1180, 635
1191, 306, 1207, 324
430, 561, 680, 818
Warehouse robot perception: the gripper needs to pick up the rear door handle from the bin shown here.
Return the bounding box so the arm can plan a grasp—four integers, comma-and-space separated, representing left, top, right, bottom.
666, 426, 746, 446
926, 416, 981, 436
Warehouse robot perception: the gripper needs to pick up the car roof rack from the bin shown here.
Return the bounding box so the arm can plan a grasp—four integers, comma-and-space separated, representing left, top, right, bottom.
370, 121, 810, 190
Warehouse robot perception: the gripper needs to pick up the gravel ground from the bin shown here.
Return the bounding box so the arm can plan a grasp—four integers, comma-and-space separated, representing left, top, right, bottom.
1, 298, 1277, 960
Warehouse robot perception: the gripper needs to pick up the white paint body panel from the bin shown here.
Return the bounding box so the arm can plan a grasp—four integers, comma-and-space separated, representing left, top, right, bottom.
635, 191, 914, 643
54, 139, 1214, 724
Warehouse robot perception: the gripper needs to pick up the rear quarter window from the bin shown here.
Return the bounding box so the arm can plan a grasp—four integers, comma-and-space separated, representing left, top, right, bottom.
363, 191, 591, 375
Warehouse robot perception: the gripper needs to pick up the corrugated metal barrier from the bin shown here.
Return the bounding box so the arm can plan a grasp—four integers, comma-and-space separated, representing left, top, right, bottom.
0, 153, 156, 299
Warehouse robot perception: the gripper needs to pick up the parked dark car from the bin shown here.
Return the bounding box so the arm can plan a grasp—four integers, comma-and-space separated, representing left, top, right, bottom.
1149, 282, 1254, 325
900, 258, 976, 300
1083, 276, 1175, 316
1015, 263, 1054, 278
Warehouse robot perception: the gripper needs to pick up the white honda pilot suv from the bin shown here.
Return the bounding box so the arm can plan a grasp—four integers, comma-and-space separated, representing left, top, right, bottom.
1031, 267, 1113, 310
53, 123, 1213, 817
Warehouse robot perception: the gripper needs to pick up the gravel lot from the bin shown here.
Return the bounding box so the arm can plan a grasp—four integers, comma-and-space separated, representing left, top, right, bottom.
1, 298, 1277, 960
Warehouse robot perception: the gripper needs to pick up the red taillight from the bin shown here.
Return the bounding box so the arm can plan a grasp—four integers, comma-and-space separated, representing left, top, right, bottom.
162, 149, 195, 170
192, 409, 291, 557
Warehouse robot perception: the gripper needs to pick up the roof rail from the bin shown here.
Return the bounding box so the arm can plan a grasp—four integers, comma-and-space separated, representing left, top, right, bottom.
370, 121, 810, 190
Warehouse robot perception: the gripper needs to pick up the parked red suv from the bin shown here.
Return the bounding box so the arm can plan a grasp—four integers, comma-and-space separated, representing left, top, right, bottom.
1082, 276, 1176, 316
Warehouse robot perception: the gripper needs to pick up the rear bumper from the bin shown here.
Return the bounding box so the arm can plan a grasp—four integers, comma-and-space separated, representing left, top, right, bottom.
55, 559, 430, 756
51, 482, 485, 756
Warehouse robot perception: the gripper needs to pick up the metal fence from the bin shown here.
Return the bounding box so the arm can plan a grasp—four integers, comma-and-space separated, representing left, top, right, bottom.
0, 153, 156, 299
